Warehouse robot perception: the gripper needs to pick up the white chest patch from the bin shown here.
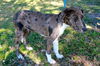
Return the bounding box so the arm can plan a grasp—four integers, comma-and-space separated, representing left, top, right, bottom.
59, 23, 69, 36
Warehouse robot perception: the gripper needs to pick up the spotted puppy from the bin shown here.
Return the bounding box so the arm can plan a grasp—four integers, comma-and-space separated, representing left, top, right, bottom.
13, 7, 87, 64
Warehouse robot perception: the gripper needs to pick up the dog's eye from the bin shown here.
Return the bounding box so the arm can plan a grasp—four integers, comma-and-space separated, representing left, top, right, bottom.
81, 15, 84, 19
74, 16, 78, 22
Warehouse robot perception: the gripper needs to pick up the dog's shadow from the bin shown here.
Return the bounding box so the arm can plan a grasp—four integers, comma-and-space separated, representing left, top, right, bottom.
3, 50, 43, 66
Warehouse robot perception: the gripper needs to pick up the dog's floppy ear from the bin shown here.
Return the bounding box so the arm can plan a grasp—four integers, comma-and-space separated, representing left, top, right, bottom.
63, 8, 75, 17
58, 8, 75, 19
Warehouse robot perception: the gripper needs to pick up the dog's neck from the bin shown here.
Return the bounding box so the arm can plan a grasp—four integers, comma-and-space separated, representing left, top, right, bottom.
59, 23, 69, 36
57, 12, 70, 26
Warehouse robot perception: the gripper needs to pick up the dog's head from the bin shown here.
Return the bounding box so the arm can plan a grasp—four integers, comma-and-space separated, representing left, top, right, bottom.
60, 7, 87, 33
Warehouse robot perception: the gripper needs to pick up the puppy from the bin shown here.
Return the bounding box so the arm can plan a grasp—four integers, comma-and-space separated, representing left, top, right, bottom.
13, 7, 87, 64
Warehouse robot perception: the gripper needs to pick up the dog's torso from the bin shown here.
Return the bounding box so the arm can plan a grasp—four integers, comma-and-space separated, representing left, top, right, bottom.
14, 10, 69, 37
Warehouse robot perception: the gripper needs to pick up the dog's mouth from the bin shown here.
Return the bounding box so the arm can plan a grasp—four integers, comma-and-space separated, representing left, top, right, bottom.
74, 27, 87, 33
76, 29, 84, 33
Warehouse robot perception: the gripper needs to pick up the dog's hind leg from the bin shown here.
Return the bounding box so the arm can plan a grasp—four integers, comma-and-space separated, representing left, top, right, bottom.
15, 29, 25, 60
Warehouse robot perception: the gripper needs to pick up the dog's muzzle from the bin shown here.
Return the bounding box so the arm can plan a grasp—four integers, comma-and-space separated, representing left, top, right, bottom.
82, 21, 87, 32
82, 27, 87, 32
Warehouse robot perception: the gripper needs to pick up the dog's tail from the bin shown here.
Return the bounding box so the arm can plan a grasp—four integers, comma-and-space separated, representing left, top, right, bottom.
13, 11, 21, 23
13, 11, 24, 31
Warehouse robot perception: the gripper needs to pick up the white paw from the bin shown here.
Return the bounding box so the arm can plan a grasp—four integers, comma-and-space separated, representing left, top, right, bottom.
17, 54, 24, 60
56, 54, 64, 59
46, 52, 56, 64
26, 46, 33, 50
48, 58, 56, 64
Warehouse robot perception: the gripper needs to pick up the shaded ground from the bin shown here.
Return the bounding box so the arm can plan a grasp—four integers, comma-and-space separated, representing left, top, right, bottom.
87, 13, 100, 27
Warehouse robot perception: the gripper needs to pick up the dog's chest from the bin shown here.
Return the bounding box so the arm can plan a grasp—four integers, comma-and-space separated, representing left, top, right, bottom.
59, 23, 69, 36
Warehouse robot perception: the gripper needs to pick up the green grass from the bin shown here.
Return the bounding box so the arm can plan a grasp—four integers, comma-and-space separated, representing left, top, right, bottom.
0, 0, 100, 66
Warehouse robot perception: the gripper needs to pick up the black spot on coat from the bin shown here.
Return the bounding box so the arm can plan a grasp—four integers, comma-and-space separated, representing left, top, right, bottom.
27, 21, 30, 24
48, 26, 52, 36
35, 18, 38, 21
56, 18, 58, 23
13, 11, 20, 22
17, 22, 23, 30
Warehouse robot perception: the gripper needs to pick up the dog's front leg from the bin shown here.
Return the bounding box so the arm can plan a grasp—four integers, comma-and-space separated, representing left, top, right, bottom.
53, 38, 64, 59
46, 38, 56, 64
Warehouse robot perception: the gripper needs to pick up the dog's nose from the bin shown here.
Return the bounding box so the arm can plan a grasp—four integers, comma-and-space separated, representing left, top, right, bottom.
82, 28, 87, 32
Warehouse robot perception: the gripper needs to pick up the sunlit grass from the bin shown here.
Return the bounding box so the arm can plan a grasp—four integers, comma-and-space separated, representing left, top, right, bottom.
0, 28, 12, 33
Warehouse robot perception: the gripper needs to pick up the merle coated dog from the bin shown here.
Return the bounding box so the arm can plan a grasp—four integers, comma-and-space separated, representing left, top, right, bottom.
13, 7, 87, 64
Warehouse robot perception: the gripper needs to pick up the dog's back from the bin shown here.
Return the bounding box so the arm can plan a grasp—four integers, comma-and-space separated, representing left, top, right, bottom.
13, 10, 59, 36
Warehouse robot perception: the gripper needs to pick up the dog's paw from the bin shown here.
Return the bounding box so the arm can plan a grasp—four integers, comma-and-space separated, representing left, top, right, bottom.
17, 54, 25, 60
48, 58, 56, 64
46, 52, 56, 64
56, 54, 64, 59
26, 46, 33, 50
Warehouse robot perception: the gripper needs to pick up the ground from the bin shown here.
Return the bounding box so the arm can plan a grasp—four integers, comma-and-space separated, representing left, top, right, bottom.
0, 0, 100, 66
